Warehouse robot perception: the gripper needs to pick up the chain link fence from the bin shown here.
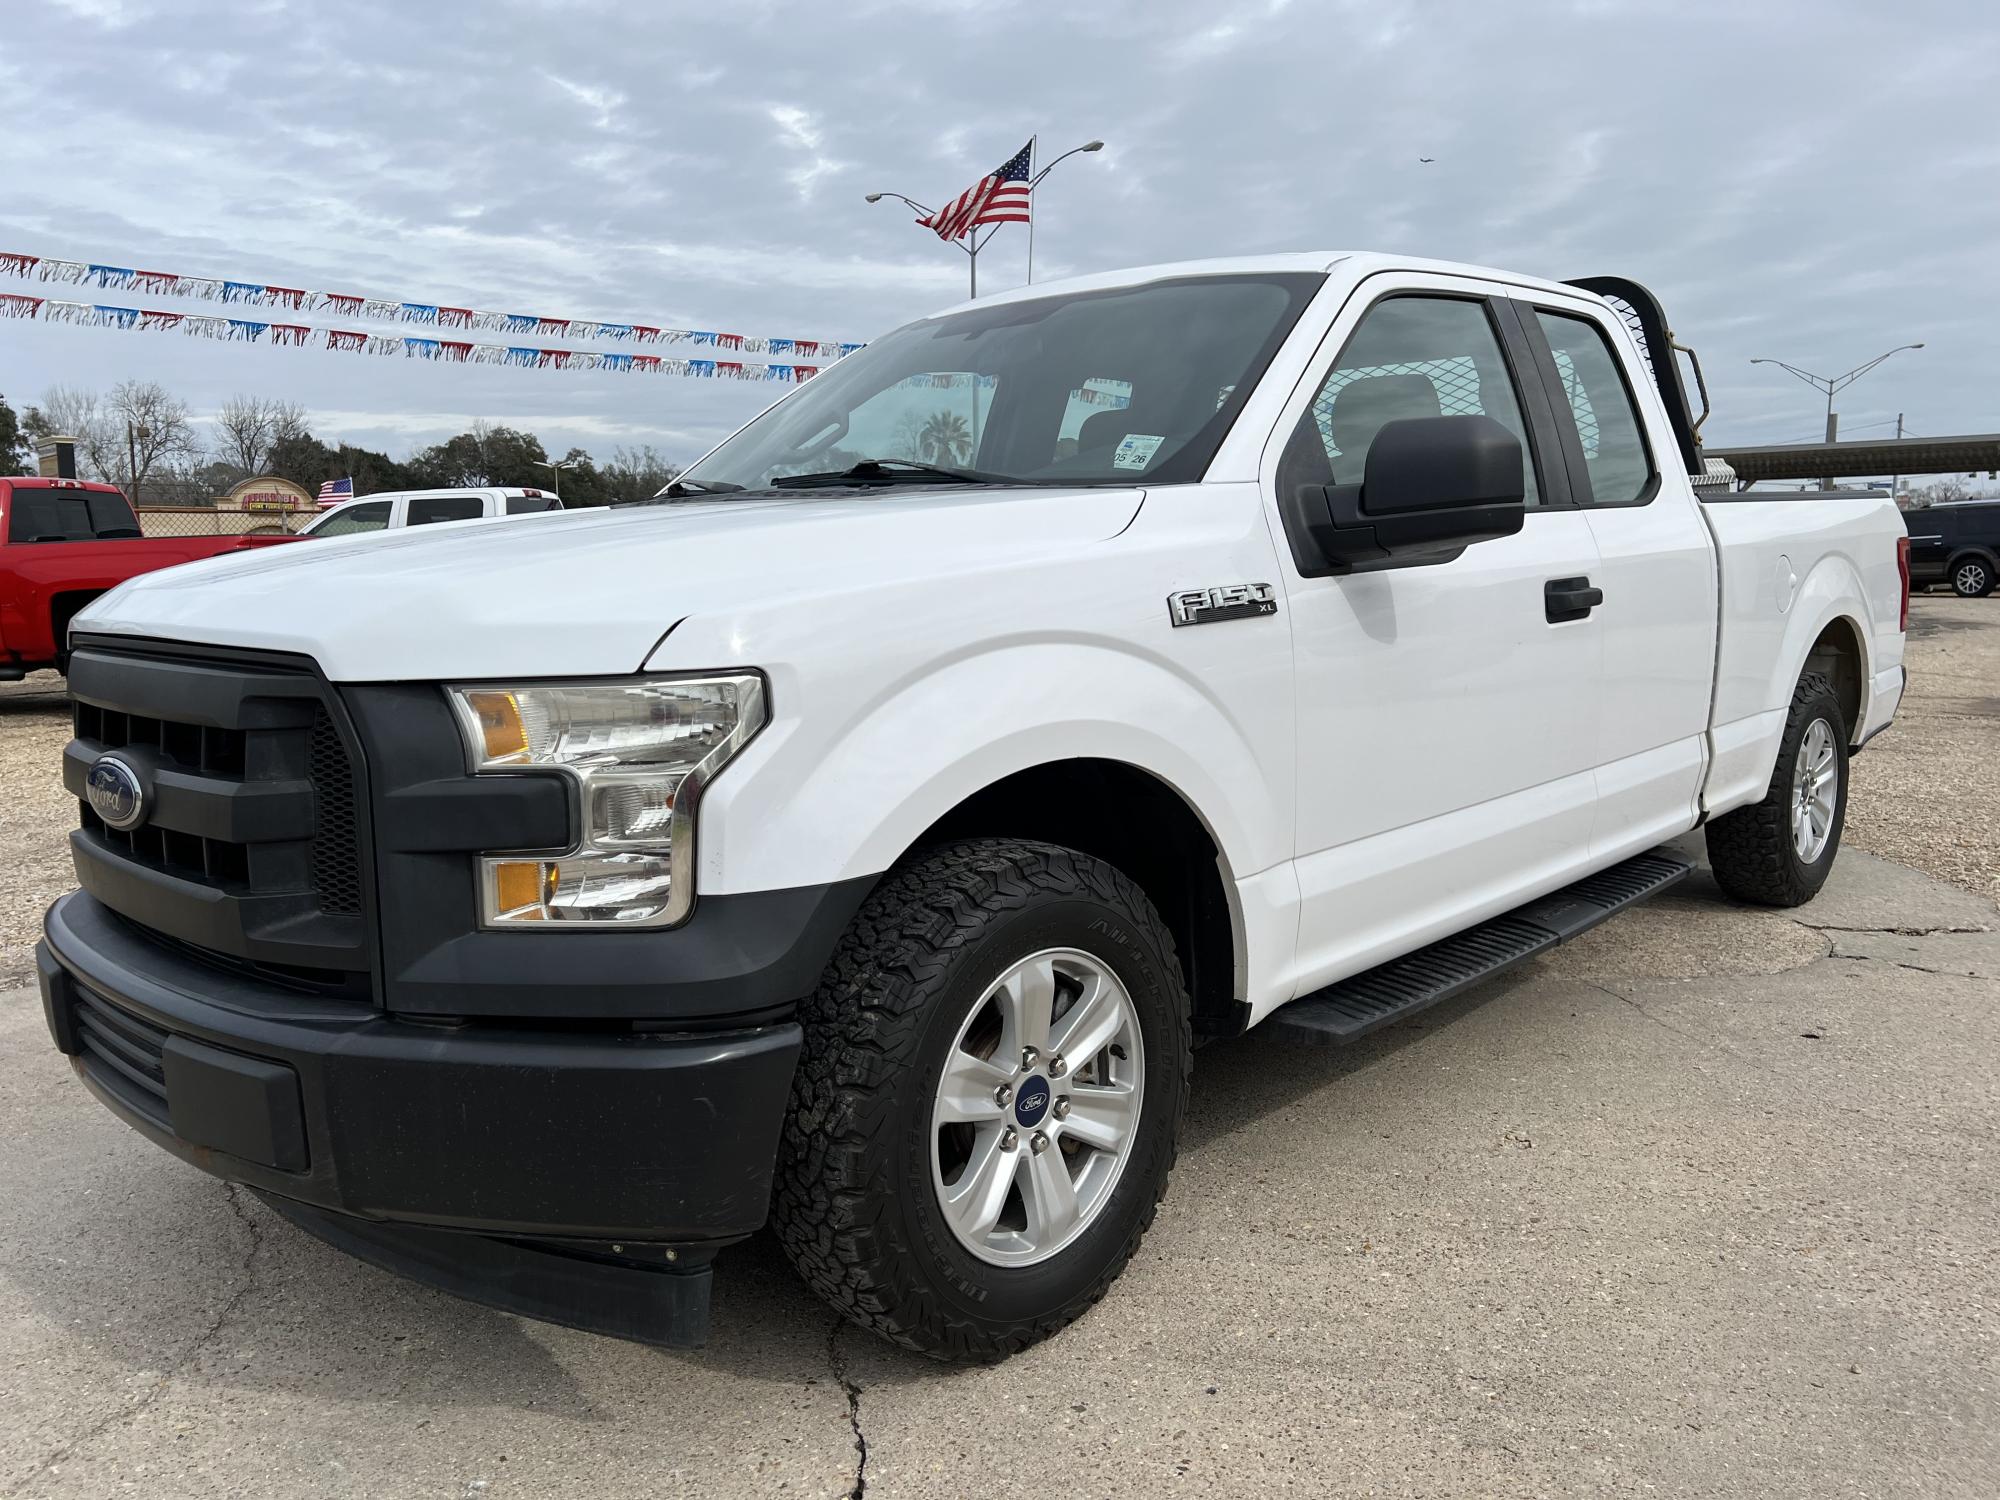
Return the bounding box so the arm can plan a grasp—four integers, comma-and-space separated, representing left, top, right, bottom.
136, 507, 314, 537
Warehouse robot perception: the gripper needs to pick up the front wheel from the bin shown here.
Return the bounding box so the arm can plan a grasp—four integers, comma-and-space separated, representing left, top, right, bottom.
771, 839, 1190, 1361
1952, 557, 1995, 598
1705, 671, 1848, 906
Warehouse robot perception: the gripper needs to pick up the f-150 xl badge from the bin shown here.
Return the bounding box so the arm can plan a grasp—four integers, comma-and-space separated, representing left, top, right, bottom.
1167, 582, 1278, 627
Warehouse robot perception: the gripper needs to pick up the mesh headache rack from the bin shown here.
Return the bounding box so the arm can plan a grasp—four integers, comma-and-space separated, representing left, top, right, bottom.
1564, 276, 1710, 481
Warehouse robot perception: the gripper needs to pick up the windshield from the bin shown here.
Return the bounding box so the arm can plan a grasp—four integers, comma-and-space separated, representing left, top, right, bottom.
675, 273, 1323, 494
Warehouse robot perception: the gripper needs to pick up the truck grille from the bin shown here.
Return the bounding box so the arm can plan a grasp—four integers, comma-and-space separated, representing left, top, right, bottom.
64, 641, 372, 982
307, 709, 362, 916
75, 701, 254, 885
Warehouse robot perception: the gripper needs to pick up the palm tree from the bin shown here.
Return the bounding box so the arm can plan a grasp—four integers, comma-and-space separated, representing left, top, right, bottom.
917, 410, 973, 466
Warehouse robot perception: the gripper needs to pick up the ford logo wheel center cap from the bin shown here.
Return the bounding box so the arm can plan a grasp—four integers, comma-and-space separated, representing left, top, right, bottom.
1014, 1076, 1052, 1128
85, 754, 148, 832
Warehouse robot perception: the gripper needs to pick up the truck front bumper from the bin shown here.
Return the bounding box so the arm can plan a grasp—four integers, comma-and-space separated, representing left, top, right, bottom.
38, 889, 805, 1345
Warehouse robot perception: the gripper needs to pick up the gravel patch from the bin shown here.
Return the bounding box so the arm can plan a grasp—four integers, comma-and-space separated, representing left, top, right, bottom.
0, 671, 73, 986
1845, 596, 2000, 914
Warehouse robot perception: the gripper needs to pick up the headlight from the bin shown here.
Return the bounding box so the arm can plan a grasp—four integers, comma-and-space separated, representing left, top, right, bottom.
447, 674, 766, 928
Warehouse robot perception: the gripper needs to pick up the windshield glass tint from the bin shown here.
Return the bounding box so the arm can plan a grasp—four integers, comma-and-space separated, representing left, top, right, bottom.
676, 273, 1323, 492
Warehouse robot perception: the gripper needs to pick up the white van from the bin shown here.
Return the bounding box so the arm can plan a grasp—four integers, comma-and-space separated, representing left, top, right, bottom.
299, 487, 563, 537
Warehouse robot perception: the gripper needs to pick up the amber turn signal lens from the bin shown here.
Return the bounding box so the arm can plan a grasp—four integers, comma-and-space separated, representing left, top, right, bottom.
491, 859, 550, 917
464, 690, 528, 763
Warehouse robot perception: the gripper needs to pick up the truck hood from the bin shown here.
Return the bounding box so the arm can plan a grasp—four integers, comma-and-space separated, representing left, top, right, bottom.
74, 486, 1146, 681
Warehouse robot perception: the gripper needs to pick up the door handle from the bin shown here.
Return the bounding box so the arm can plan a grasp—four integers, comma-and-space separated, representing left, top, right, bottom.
1545, 576, 1604, 623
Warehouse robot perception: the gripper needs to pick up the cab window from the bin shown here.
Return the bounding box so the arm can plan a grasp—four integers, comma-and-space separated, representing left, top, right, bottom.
1533, 310, 1655, 506
1282, 295, 1542, 506
307, 501, 392, 537
407, 496, 484, 526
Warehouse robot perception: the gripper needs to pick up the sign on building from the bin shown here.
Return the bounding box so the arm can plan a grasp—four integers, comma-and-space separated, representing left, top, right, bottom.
225, 475, 314, 512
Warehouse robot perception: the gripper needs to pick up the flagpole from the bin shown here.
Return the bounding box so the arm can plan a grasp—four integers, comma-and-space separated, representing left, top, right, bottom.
1024, 139, 1105, 286
1026, 138, 1038, 285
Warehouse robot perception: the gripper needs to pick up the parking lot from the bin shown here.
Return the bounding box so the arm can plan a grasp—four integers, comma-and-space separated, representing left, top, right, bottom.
2, 597, 1995, 1499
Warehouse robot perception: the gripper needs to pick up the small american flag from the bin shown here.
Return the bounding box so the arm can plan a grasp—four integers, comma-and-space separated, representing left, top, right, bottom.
317, 477, 353, 505
919, 140, 1035, 242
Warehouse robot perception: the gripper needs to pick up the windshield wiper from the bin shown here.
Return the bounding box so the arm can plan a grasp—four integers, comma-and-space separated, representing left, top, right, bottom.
769, 458, 1015, 489
655, 477, 745, 499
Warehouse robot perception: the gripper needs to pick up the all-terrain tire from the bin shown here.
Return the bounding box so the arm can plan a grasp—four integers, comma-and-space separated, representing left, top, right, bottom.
770, 838, 1191, 1362
1704, 671, 1848, 907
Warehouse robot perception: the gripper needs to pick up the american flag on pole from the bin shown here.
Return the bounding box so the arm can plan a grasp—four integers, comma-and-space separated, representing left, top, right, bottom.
918, 140, 1035, 242
317, 477, 353, 505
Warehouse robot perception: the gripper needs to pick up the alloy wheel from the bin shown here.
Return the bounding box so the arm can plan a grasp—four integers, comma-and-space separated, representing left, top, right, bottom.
930, 947, 1144, 1267
1791, 717, 1839, 862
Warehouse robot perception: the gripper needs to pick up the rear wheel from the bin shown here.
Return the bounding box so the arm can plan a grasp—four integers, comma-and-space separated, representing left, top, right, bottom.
1705, 671, 1848, 907
1952, 557, 1994, 598
771, 838, 1189, 1361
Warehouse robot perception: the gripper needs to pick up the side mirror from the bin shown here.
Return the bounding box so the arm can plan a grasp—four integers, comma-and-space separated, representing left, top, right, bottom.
1292, 414, 1528, 574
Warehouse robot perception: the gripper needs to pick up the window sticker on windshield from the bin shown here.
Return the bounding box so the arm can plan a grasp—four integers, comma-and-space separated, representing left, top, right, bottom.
1112, 434, 1165, 470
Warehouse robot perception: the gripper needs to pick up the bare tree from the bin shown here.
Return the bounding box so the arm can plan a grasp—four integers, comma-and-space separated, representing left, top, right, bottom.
269, 399, 309, 446
106, 380, 198, 505
213, 394, 283, 478
1907, 478, 1970, 510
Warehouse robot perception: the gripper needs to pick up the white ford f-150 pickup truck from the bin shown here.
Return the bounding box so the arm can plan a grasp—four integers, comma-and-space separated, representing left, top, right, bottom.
38, 252, 1909, 1361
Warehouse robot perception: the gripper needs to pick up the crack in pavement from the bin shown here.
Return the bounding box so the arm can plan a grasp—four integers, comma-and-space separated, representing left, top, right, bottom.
826, 1318, 869, 1500
12, 1182, 265, 1494
1792, 922, 1991, 936
1825, 953, 1997, 982
1583, 979, 1758, 1068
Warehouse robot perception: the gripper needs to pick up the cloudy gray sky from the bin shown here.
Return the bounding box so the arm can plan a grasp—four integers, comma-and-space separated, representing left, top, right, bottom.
4, 0, 1995, 469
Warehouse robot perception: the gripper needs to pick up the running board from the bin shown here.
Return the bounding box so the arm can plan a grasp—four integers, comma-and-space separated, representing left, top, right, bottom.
1265, 847, 1694, 1046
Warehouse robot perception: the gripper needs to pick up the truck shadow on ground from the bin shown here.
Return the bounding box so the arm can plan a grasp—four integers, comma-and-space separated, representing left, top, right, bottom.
17, 839, 1752, 1404
0, 677, 69, 717
12, 971, 1518, 1411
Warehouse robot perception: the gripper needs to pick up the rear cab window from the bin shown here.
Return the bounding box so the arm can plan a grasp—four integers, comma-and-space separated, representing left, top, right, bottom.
505, 495, 559, 515
3, 488, 142, 543
1053, 378, 1135, 462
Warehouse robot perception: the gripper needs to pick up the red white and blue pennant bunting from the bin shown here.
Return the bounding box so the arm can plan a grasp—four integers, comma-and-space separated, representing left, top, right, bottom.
1, 250, 866, 358
3, 294, 825, 382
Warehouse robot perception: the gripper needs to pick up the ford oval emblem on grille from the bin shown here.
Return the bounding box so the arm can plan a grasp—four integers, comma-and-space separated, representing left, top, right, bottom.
85, 754, 148, 832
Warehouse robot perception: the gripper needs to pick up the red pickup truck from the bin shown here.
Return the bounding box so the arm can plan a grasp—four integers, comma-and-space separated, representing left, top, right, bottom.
0, 478, 296, 679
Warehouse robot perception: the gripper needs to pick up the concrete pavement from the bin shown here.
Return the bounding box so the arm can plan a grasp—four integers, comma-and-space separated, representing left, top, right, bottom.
3, 840, 1996, 1499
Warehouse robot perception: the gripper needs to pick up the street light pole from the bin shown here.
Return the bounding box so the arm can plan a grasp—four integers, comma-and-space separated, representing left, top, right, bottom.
1750, 344, 1925, 491
1891, 412, 1904, 504
1024, 139, 1104, 285
865, 190, 984, 298
867, 139, 1102, 298
534, 458, 577, 498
